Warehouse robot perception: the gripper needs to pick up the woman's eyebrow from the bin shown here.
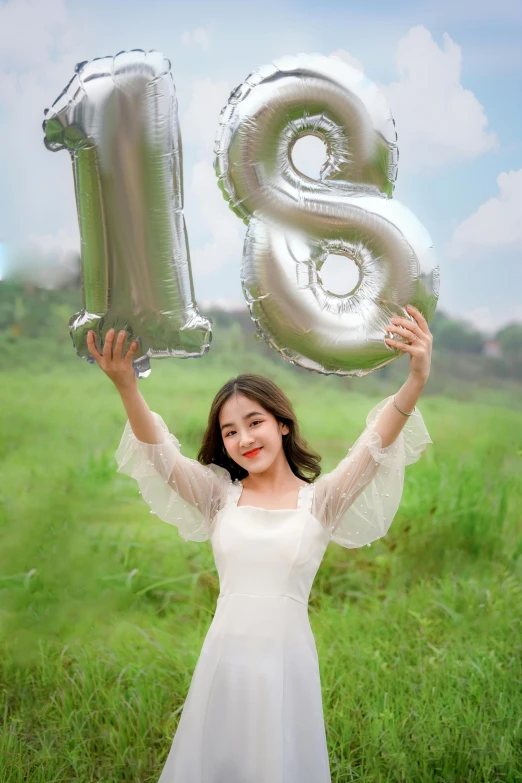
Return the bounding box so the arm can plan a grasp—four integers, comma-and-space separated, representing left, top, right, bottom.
220, 411, 265, 431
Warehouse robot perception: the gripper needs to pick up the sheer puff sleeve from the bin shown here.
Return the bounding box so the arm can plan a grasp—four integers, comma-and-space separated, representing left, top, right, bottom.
312, 395, 433, 549
114, 412, 231, 542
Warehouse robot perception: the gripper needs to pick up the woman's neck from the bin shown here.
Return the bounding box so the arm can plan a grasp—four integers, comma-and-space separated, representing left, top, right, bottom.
241, 452, 305, 494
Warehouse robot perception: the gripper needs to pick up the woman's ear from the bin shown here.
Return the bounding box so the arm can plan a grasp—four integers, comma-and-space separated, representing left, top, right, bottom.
279, 421, 290, 436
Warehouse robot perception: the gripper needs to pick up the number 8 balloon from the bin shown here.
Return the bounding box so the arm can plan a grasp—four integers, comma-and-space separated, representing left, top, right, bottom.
42, 49, 211, 378
214, 53, 440, 375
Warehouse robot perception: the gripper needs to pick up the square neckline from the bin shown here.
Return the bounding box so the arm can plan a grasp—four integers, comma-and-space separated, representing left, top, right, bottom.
231, 480, 314, 513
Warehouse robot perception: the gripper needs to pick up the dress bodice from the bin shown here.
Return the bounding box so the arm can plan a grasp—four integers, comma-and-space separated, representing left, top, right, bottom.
210, 481, 330, 607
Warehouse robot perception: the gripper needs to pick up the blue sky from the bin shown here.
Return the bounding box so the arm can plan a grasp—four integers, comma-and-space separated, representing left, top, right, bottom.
0, 0, 521, 335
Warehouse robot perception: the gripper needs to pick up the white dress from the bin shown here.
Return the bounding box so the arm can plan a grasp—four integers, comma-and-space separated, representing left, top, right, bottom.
115, 395, 432, 783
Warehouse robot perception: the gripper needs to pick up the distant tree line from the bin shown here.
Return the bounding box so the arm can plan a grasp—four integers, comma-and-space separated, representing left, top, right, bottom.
1, 279, 521, 377
429, 310, 522, 358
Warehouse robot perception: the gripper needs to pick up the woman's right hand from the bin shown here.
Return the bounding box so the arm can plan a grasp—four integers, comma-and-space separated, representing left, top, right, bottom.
86, 329, 139, 391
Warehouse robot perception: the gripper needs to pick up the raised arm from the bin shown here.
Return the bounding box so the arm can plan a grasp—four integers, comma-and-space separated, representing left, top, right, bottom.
370, 373, 428, 448
87, 328, 230, 541
114, 406, 230, 541
312, 376, 432, 549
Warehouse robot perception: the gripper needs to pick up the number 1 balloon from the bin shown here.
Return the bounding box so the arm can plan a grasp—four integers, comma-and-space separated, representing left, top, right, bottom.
43, 49, 211, 378
214, 53, 440, 375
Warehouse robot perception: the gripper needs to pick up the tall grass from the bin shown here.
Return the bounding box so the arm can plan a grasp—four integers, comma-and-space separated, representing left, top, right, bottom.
1, 353, 521, 781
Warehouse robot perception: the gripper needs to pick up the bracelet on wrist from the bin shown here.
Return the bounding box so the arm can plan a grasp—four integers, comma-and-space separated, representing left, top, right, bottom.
393, 395, 416, 416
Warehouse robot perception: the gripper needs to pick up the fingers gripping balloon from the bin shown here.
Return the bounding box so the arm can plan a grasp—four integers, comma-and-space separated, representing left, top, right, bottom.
214, 53, 440, 376
43, 49, 211, 378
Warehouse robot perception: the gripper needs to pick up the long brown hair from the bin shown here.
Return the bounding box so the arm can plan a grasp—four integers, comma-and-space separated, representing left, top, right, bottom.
197, 374, 322, 483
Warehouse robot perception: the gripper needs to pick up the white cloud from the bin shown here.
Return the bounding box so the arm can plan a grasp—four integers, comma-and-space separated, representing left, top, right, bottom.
449, 169, 522, 258
180, 77, 232, 156
382, 26, 498, 170
329, 49, 364, 73
187, 160, 245, 278
0, 9, 506, 311
180, 28, 501, 287
291, 135, 329, 179
0, 0, 68, 71
182, 28, 210, 52
180, 79, 248, 282
181, 29, 500, 288
0, 0, 85, 244
180, 74, 335, 182
334, 26, 498, 172
0, 0, 81, 106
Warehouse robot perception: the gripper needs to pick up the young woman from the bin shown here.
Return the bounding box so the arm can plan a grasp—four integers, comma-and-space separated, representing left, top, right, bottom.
87, 304, 433, 783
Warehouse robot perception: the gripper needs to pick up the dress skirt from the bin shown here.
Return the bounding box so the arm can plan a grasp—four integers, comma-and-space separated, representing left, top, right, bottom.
157, 593, 331, 783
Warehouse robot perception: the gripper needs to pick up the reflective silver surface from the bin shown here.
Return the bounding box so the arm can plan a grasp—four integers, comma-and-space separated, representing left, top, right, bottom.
43, 49, 211, 378
215, 53, 439, 375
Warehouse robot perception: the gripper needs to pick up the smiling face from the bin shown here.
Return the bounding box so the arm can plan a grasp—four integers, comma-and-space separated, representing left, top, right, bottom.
218, 392, 290, 475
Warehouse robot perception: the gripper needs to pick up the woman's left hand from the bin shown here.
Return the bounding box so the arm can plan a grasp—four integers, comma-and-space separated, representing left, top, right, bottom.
384, 304, 433, 383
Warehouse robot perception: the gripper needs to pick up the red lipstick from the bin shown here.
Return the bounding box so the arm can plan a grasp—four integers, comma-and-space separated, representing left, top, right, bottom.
243, 447, 262, 458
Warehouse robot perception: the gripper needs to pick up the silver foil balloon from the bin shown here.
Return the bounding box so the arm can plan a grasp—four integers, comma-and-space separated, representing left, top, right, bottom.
43, 49, 211, 378
214, 53, 440, 375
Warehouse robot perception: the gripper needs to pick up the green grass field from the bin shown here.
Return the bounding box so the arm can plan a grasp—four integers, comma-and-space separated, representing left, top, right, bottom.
1, 350, 521, 782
